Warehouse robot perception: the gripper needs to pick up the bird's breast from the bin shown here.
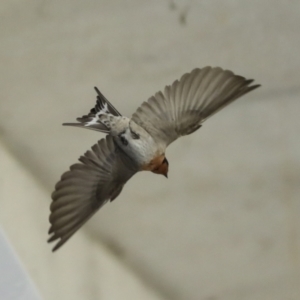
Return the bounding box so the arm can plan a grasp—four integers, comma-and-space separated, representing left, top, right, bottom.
141, 154, 165, 171
113, 125, 163, 170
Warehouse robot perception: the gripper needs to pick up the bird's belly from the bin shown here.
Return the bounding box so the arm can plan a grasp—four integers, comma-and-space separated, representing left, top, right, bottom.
115, 131, 162, 170
127, 141, 160, 169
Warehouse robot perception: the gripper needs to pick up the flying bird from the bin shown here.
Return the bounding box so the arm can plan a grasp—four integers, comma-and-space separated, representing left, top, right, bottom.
48, 67, 260, 251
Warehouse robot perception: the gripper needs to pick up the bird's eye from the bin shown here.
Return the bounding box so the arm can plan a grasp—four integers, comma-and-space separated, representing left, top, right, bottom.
131, 131, 140, 140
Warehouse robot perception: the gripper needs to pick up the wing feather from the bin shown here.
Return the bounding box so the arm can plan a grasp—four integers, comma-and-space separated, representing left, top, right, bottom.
131, 67, 260, 148
48, 135, 138, 251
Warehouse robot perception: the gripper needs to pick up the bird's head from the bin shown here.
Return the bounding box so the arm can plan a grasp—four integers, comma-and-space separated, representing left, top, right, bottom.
152, 157, 169, 178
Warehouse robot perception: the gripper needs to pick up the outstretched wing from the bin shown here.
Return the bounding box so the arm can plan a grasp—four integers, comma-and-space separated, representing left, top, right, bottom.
131, 67, 260, 148
64, 87, 122, 133
48, 135, 137, 251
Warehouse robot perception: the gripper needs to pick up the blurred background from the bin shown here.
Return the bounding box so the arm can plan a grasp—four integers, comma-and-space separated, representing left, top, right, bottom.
0, 1, 299, 299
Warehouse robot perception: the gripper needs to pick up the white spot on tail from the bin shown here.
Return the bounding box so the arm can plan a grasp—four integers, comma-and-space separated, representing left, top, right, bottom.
85, 103, 110, 126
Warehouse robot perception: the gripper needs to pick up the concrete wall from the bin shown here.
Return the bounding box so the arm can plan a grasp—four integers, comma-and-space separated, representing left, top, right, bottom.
0, 141, 163, 300
1, 1, 299, 299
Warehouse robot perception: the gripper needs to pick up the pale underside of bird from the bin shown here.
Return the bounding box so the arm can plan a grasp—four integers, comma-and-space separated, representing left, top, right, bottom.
48, 66, 260, 251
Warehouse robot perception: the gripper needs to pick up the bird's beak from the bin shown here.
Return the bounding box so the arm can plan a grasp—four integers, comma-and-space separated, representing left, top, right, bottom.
164, 173, 168, 178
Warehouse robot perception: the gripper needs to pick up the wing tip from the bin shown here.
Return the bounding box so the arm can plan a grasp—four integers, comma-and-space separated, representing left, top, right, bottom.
47, 239, 62, 252
247, 83, 261, 92
47, 232, 68, 252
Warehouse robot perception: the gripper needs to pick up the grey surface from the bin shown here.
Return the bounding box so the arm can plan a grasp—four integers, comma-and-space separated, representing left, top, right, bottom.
0, 228, 41, 300
90, 93, 300, 299
1, 1, 300, 299
0, 142, 164, 300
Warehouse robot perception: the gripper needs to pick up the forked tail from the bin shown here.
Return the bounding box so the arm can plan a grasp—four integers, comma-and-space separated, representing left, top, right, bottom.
63, 87, 122, 133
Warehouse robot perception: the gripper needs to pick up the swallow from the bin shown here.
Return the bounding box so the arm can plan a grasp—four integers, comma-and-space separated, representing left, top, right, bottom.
48, 66, 260, 251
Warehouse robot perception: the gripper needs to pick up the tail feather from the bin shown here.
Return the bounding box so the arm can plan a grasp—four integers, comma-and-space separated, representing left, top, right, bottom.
63, 87, 122, 133
93, 87, 121, 117
63, 122, 110, 133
